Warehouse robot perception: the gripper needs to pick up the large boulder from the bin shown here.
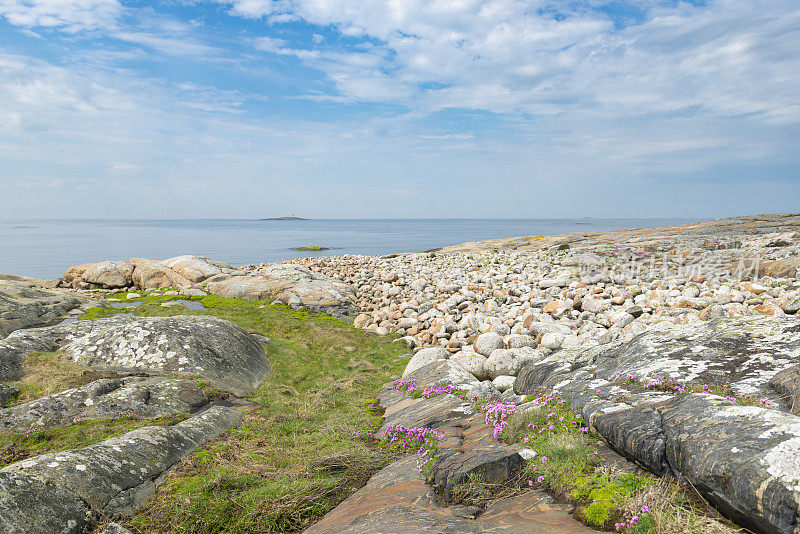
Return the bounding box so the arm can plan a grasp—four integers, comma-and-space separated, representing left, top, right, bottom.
514, 315, 800, 534
80, 261, 135, 289
203, 264, 358, 310
1, 406, 241, 526
402, 347, 450, 378
0, 315, 270, 395
473, 332, 504, 357
450, 350, 488, 380
0, 377, 208, 431
60, 257, 232, 290
483, 347, 538, 379
130, 259, 192, 290
160, 256, 235, 284
0, 280, 85, 338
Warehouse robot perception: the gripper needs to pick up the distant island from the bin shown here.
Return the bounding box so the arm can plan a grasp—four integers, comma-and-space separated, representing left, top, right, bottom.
260, 216, 309, 221
292, 245, 330, 251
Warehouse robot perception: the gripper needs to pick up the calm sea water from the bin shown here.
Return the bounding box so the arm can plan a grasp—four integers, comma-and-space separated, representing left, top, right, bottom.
0, 218, 692, 278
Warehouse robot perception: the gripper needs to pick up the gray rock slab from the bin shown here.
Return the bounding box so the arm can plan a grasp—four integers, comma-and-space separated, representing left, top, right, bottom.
2, 405, 241, 518
0, 470, 90, 534
513, 316, 800, 534
0, 281, 82, 338
0, 377, 208, 431
0, 315, 270, 395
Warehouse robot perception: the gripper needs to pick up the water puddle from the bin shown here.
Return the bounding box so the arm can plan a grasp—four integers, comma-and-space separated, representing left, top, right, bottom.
166, 299, 206, 310
106, 301, 140, 309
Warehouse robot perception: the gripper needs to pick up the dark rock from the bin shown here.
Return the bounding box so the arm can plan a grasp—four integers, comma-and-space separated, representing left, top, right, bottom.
513, 316, 800, 534
626, 305, 643, 318
0, 281, 84, 338
0, 471, 89, 534
0, 384, 19, 405
2, 406, 241, 518
0, 377, 208, 431
769, 365, 800, 413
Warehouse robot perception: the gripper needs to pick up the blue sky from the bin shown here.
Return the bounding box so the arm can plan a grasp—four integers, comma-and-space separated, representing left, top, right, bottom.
0, 0, 798, 218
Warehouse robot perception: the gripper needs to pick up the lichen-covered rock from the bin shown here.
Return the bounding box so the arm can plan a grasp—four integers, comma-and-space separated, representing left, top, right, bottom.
203, 264, 357, 310
483, 347, 537, 379
0, 377, 208, 431
0, 471, 89, 534
513, 315, 800, 534
2, 406, 241, 518
102, 523, 134, 534
0, 281, 83, 338
402, 347, 450, 377
0, 315, 270, 395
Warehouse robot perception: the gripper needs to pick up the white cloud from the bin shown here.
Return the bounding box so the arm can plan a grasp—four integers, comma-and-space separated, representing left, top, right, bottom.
230, 0, 800, 127
0, 0, 120, 31
112, 31, 218, 56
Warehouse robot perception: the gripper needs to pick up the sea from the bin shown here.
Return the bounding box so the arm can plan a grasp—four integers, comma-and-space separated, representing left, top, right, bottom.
0, 218, 693, 279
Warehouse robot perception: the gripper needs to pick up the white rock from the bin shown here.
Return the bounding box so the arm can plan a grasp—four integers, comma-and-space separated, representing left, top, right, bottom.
505, 334, 536, 349
492, 375, 516, 392
541, 332, 565, 350
402, 347, 450, 377
451, 351, 488, 380
474, 332, 504, 357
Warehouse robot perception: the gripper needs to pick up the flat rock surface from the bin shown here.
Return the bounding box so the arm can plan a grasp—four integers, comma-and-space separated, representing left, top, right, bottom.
0, 279, 89, 338
0, 376, 208, 431
305, 456, 594, 534
0, 315, 270, 395
1, 405, 241, 523
515, 315, 800, 406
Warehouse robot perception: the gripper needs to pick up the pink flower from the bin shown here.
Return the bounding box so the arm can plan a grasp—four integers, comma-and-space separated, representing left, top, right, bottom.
541, 456, 548, 463
537, 476, 544, 482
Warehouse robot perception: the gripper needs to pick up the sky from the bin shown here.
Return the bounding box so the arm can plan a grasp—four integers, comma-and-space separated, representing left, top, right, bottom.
0, 0, 798, 219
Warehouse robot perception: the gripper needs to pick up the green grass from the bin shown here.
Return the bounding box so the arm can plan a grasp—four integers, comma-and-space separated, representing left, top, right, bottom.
3, 351, 121, 406
118, 294, 409, 533
0, 415, 188, 468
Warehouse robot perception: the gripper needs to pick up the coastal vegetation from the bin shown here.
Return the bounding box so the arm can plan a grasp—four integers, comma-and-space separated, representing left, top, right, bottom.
88, 292, 410, 533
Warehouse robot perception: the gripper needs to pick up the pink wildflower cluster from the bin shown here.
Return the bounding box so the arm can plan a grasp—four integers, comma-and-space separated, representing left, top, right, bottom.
483, 401, 519, 438
610, 373, 775, 407
391, 378, 419, 392
615, 505, 649, 531
380, 424, 445, 473
421, 384, 462, 398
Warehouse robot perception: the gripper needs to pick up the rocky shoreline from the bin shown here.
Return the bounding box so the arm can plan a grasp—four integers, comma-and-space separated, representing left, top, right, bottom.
1, 213, 799, 533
